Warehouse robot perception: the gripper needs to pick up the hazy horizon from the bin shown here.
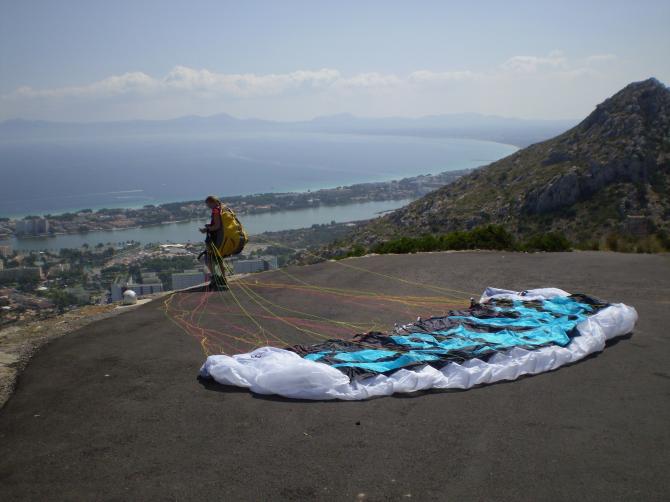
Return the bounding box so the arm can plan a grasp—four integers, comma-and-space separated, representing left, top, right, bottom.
0, 109, 582, 125
2, 1, 668, 123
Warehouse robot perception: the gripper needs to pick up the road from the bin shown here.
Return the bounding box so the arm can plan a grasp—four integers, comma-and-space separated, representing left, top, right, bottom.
1, 251, 668, 501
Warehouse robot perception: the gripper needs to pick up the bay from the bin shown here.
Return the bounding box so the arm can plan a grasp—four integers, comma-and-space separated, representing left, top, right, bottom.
0, 131, 518, 250
0, 132, 516, 217
2, 198, 414, 251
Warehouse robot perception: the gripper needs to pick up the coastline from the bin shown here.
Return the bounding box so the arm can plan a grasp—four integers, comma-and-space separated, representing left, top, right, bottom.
1, 198, 416, 251
3, 200, 410, 240
1, 169, 472, 248
0, 133, 519, 220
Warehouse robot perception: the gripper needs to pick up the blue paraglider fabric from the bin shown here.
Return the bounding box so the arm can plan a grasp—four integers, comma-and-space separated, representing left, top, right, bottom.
291, 294, 607, 378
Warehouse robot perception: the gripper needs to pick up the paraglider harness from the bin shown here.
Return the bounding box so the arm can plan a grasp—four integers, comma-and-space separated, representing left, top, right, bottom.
199, 204, 248, 286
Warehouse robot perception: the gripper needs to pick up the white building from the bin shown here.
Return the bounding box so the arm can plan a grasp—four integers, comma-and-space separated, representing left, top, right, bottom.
159, 244, 189, 255
140, 271, 161, 284
232, 259, 265, 274
260, 255, 278, 270
122, 290, 137, 305
232, 255, 278, 274
15, 218, 49, 236
172, 269, 206, 290
111, 280, 163, 301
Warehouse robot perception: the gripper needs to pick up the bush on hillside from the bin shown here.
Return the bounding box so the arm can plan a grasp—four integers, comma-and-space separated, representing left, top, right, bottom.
354, 225, 572, 257
520, 232, 572, 252
369, 225, 517, 255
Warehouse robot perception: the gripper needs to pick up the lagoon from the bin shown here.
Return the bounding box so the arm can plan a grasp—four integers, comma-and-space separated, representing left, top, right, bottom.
2, 198, 414, 251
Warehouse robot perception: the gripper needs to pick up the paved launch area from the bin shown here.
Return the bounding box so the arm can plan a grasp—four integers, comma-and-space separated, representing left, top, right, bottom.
0, 251, 668, 500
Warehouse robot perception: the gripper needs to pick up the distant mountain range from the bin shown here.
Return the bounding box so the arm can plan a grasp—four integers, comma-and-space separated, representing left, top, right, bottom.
344, 78, 670, 251
0, 112, 576, 147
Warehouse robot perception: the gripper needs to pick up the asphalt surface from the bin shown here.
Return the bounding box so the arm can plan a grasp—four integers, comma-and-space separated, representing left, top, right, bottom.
1, 251, 669, 501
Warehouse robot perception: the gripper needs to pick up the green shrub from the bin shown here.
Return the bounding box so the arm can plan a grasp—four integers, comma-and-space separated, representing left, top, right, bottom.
464, 225, 515, 250
365, 226, 576, 256
371, 225, 516, 254
346, 245, 367, 257
605, 233, 620, 251
656, 230, 670, 251
521, 232, 572, 252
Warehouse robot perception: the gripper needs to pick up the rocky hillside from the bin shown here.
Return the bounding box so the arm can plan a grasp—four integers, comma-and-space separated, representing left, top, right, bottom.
346, 78, 670, 251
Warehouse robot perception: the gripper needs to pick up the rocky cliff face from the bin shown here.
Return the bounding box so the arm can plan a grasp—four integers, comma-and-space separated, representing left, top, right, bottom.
348, 78, 670, 249
523, 78, 669, 214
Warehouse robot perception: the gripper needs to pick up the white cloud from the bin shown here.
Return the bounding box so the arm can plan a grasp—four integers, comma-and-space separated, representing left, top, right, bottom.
11, 71, 158, 99
407, 70, 476, 84
0, 52, 622, 120
585, 53, 618, 64
7, 67, 342, 101
500, 50, 567, 73
162, 66, 341, 97
334, 72, 403, 89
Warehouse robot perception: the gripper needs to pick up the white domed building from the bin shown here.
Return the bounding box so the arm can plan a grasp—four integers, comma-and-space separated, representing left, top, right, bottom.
122, 289, 137, 305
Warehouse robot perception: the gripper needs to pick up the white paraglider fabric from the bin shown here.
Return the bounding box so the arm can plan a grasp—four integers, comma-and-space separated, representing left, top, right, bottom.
199, 287, 637, 400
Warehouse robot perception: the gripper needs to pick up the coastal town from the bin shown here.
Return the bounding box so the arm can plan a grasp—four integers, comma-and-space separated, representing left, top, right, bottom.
0, 170, 469, 239
0, 215, 365, 328
0, 170, 474, 327
0, 169, 474, 329
0, 239, 284, 328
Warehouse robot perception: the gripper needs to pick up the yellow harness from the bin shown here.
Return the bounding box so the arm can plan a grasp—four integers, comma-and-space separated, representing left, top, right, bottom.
211, 204, 248, 257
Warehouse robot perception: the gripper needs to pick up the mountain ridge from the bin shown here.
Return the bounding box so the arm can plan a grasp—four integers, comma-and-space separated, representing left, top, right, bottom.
340, 78, 670, 252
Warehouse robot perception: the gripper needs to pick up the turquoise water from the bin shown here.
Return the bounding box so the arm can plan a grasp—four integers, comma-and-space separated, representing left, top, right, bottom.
2, 198, 414, 251
0, 132, 518, 250
0, 132, 516, 217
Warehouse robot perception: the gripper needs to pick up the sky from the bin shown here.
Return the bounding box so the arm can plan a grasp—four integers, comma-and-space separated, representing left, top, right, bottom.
1, 0, 669, 122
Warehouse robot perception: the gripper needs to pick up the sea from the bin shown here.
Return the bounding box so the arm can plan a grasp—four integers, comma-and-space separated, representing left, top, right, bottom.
0, 132, 517, 250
